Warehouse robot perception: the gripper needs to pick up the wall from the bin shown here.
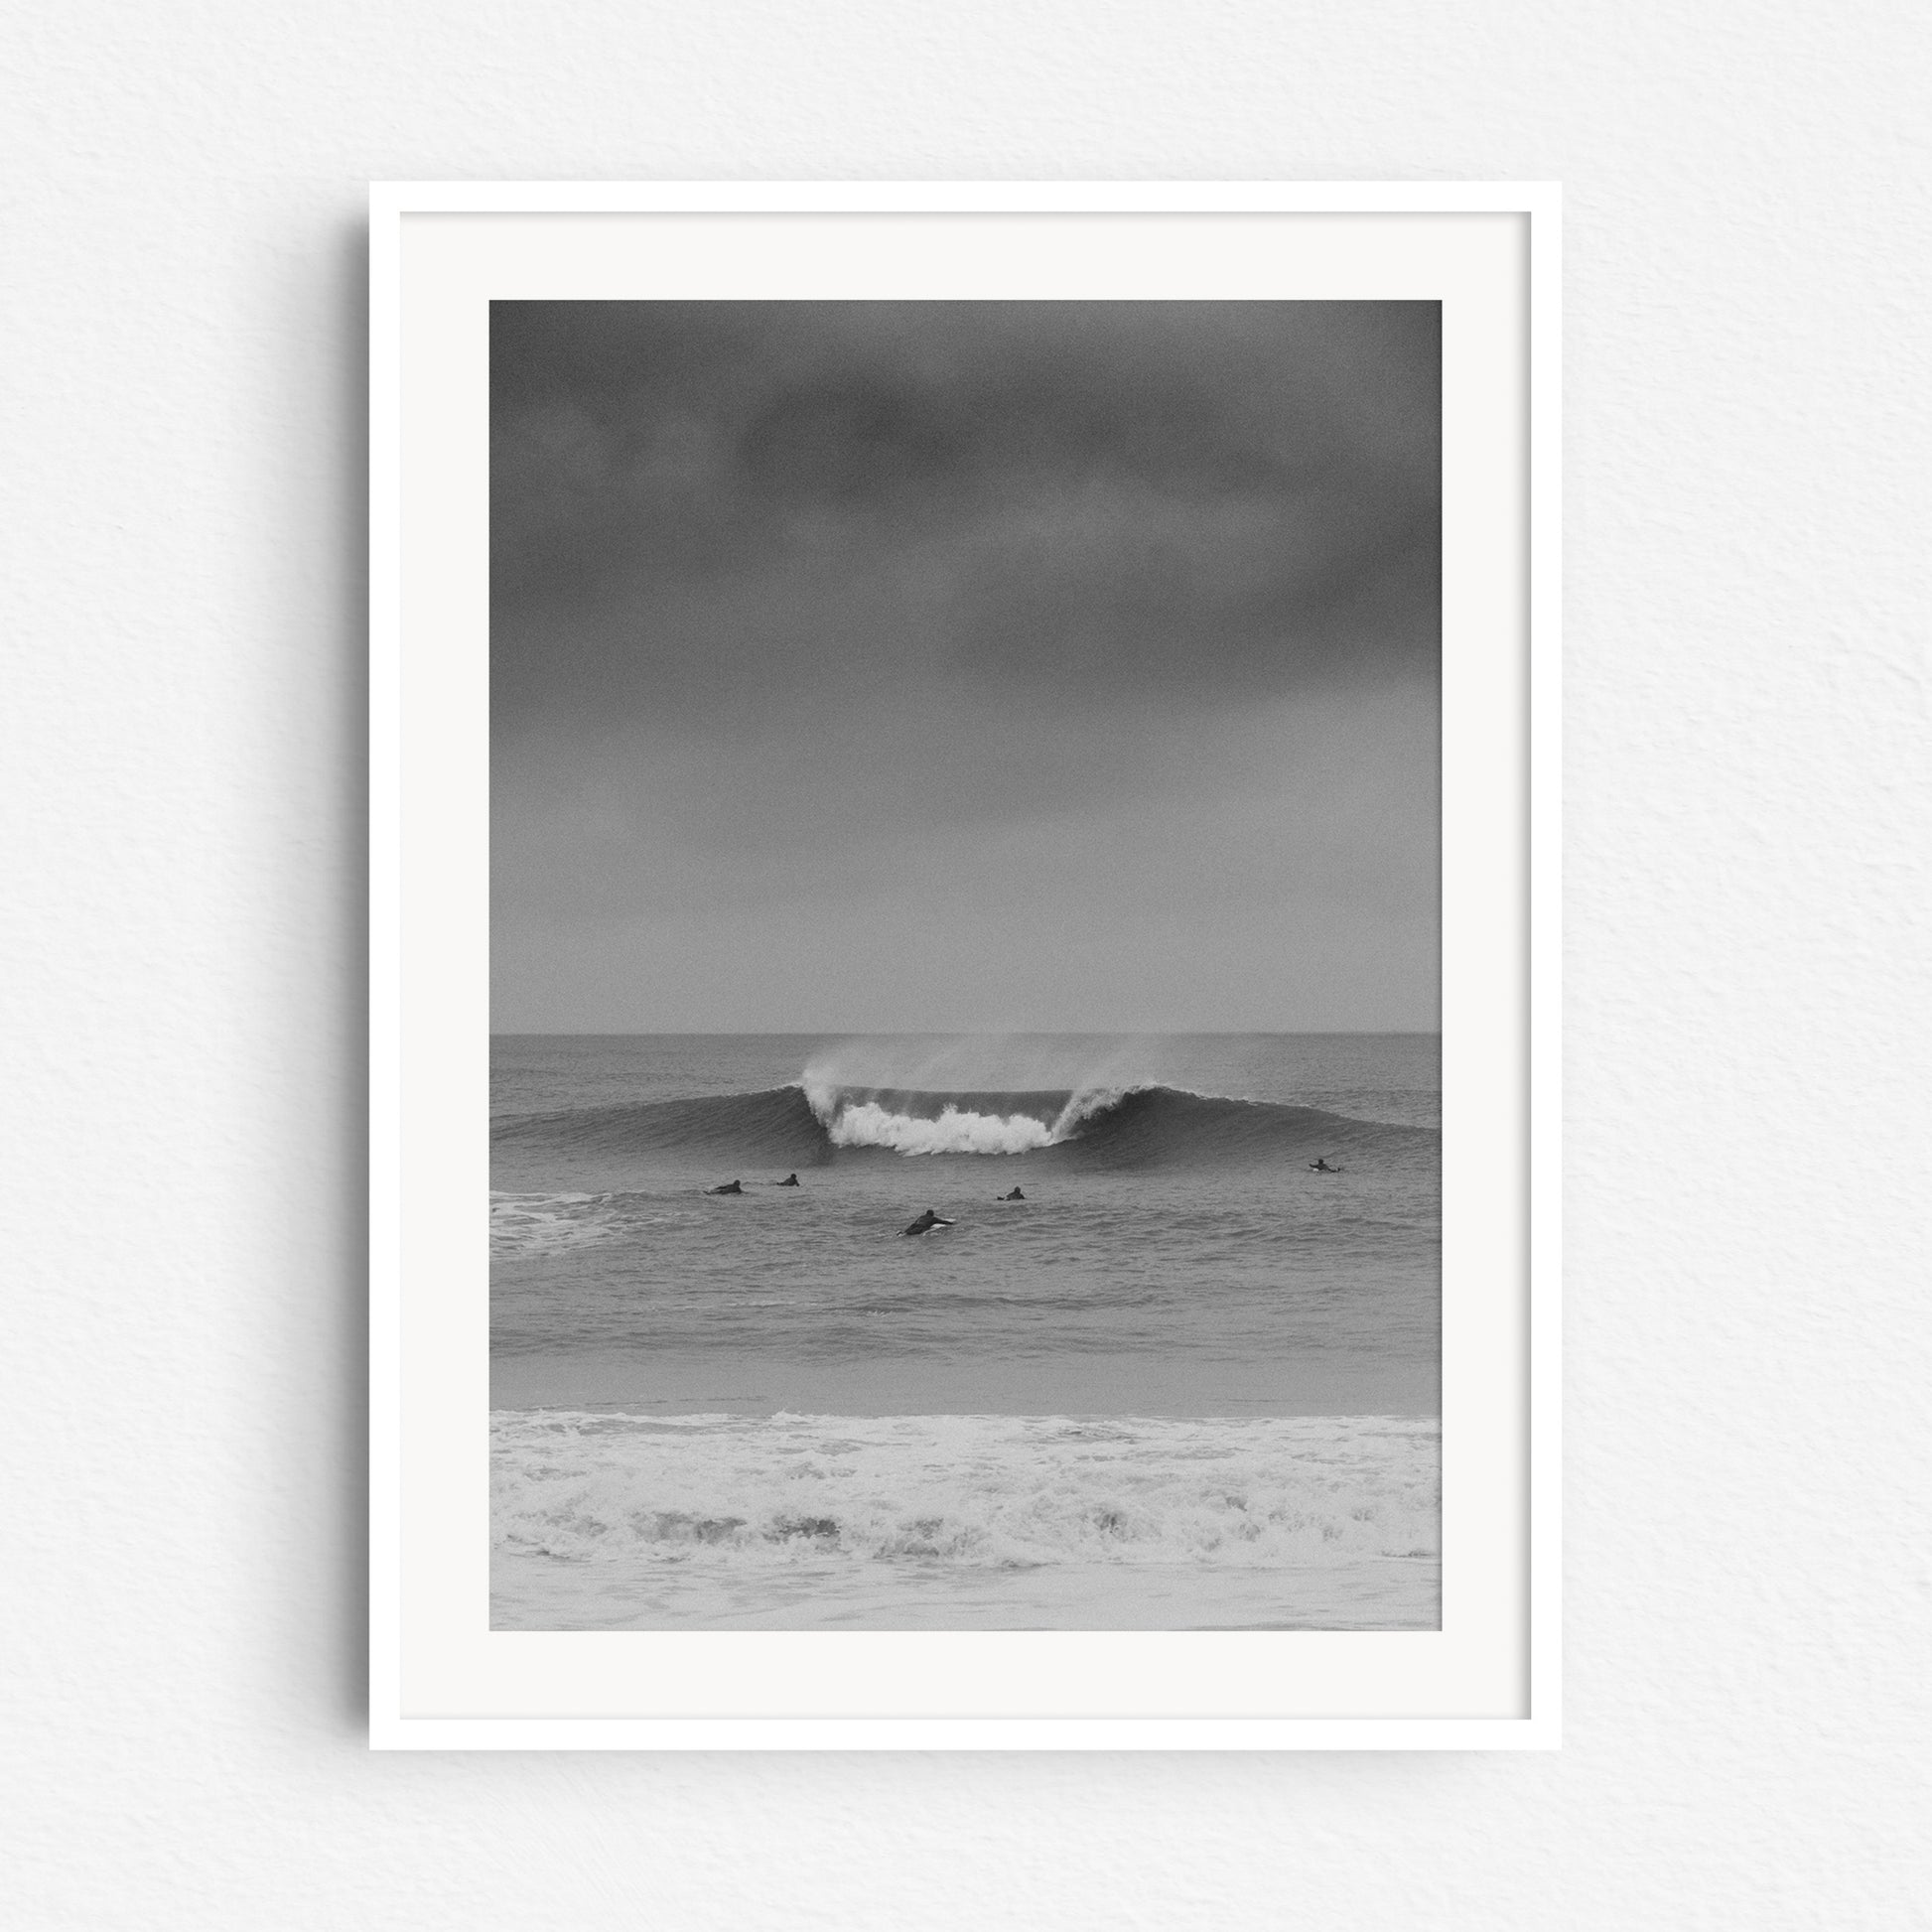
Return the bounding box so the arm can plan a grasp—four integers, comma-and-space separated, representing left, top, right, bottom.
4, 3, 1926, 1924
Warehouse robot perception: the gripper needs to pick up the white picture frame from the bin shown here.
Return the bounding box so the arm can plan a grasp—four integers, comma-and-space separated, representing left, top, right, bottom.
370, 181, 1561, 1749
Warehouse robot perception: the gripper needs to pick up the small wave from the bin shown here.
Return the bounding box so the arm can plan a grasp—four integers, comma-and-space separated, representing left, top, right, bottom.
491, 1410, 1440, 1571
489, 1191, 609, 1259
490, 1189, 681, 1259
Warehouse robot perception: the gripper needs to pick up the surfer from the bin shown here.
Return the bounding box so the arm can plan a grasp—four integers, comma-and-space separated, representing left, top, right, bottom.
999, 1186, 1026, 1201
775, 1173, 800, 1187
705, 1179, 745, 1195
1308, 1158, 1341, 1173
899, 1208, 955, 1237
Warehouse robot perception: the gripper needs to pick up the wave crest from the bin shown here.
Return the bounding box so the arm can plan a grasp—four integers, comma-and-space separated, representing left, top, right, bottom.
491, 1078, 1433, 1171
824, 1099, 1058, 1156
807, 1076, 1123, 1157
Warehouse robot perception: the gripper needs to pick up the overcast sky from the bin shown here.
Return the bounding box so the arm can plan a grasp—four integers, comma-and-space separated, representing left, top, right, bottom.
490, 300, 1440, 1033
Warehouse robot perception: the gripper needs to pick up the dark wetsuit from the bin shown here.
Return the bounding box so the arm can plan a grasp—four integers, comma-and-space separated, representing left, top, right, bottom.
706, 1179, 744, 1194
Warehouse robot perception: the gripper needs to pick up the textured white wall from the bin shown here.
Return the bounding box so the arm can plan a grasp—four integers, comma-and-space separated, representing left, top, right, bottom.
4, 2, 1926, 1924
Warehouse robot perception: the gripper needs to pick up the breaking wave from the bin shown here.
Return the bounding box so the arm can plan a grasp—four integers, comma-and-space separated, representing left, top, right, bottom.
491, 1079, 1434, 1168
808, 1078, 1123, 1156
492, 1410, 1441, 1571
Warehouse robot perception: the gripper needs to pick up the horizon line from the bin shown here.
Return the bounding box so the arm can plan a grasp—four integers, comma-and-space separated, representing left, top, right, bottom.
487, 1027, 1445, 1038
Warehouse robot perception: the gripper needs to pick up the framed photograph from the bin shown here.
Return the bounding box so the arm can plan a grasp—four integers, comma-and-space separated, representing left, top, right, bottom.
370, 182, 1560, 1748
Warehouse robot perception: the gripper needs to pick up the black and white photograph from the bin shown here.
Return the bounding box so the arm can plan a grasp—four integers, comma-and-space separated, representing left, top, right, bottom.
487, 297, 1445, 1632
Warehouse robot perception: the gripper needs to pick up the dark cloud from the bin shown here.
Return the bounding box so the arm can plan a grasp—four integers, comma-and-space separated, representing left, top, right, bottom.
490, 301, 1439, 731
488, 301, 1441, 1032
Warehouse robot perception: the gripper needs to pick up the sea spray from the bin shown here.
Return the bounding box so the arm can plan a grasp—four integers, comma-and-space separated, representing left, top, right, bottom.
822, 1098, 1060, 1156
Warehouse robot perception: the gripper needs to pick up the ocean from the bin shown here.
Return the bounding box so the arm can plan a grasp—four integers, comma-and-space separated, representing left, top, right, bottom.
490, 1034, 1441, 1630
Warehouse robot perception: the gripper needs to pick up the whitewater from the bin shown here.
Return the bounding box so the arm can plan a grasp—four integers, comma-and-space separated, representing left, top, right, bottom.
804, 1071, 1127, 1155
489, 1033, 1442, 1630
492, 1409, 1440, 1631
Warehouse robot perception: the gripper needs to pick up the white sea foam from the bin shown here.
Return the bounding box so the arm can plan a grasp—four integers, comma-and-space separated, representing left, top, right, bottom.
803, 1074, 1134, 1157
489, 1191, 683, 1258
824, 1099, 1059, 1156
489, 1191, 607, 1259
491, 1410, 1440, 1572
1048, 1086, 1133, 1138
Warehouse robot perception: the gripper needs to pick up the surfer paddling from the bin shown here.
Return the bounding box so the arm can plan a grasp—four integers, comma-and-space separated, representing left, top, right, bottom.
705, 1179, 744, 1195
775, 1173, 800, 1187
1308, 1158, 1341, 1173
999, 1186, 1026, 1201
899, 1208, 955, 1237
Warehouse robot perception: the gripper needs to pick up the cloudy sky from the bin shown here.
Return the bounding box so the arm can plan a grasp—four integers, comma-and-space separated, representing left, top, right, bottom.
490, 301, 1440, 1034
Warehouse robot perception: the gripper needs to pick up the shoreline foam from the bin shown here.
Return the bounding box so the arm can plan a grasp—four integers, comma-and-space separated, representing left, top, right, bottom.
491, 1408, 1441, 1631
